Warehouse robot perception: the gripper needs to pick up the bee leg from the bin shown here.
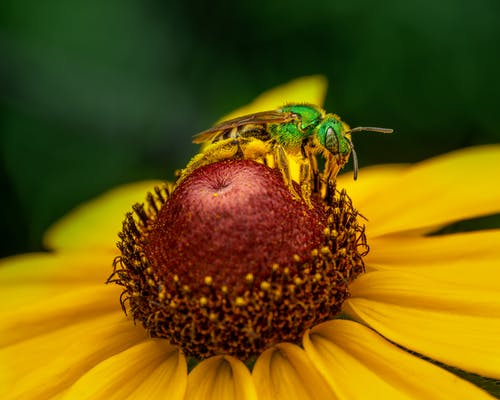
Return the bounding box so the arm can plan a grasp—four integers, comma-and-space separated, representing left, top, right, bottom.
238, 138, 273, 163
321, 154, 343, 191
320, 154, 333, 195
311, 154, 321, 193
299, 161, 314, 208
177, 138, 240, 183
301, 143, 320, 193
274, 145, 301, 201
262, 142, 278, 168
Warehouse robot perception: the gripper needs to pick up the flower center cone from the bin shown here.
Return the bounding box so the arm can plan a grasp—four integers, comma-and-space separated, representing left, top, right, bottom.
112, 160, 367, 360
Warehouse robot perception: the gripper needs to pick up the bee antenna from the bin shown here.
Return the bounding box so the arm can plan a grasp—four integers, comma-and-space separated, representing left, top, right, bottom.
347, 126, 394, 134
346, 136, 358, 180
344, 126, 392, 180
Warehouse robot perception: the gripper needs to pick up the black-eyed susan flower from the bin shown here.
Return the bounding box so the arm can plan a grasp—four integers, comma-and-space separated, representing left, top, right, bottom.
1, 77, 500, 399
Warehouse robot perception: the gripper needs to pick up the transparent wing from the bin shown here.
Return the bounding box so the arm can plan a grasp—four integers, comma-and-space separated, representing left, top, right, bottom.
193, 110, 297, 143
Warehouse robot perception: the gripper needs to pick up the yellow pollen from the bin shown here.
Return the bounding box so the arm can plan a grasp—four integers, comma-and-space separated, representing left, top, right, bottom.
245, 273, 254, 283
339, 248, 347, 256
199, 296, 208, 306
173, 274, 179, 283
321, 246, 330, 255
271, 263, 279, 272
213, 192, 219, 197
169, 301, 177, 309
208, 312, 218, 321
314, 273, 322, 281
293, 254, 301, 262
323, 227, 331, 236
260, 281, 271, 291
204, 276, 213, 285
221, 285, 228, 294
293, 277, 303, 285
235, 297, 247, 306
182, 285, 190, 292
311, 248, 319, 257
147, 278, 155, 287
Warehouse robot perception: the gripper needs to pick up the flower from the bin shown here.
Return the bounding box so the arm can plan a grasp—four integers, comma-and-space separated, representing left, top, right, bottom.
1, 76, 500, 399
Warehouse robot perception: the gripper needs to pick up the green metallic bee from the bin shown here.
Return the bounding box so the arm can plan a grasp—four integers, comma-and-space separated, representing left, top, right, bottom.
179, 103, 393, 201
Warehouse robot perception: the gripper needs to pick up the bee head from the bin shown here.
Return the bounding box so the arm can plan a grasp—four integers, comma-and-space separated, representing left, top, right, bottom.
316, 116, 393, 180
316, 115, 357, 178
317, 116, 352, 157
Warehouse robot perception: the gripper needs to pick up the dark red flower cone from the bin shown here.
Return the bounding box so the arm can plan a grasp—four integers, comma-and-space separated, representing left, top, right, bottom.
111, 160, 367, 360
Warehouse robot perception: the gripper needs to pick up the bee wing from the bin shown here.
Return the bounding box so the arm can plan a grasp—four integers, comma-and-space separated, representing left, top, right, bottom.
193, 110, 297, 143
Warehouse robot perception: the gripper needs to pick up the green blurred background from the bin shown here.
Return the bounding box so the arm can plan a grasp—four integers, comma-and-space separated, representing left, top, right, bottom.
1, 0, 499, 257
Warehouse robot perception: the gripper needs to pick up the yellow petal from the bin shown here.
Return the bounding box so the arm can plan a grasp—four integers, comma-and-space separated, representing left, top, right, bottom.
44, 180, 163, 251
252, 343, 335, 400
0, 251, 111, 284
1, 312, 146, 399
62, 340, 186, 400
336, 164, 408, 208
366, 230, 500, 288
348, 270, 500, 316
368, 229, 500, 266
344, 296, 500, 378
49, 392, 66, 400
1, 284, 121, 347
130, 347, 186, 400
219, 75, 328, 122
304, 320, 491, 399
0, 251, 113, 308
303, 319, 494, 400
356, 145, 500, 237
185, 355, 257, 400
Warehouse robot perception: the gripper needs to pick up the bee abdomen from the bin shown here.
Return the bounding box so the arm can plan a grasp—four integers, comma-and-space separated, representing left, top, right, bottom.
212, 124, 270, 143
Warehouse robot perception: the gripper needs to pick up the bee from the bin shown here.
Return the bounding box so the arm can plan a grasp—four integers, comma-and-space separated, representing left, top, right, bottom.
179, 104, 392, 202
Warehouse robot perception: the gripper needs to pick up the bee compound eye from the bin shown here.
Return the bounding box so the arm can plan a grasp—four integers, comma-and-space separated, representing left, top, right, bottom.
325, 126, 338, 153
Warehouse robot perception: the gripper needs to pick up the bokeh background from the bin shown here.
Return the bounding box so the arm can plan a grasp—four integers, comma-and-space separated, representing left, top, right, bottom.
1, 0, 499, 257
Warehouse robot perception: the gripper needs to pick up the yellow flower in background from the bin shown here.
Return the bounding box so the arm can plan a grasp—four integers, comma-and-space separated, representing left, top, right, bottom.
1, 76, 500, 399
